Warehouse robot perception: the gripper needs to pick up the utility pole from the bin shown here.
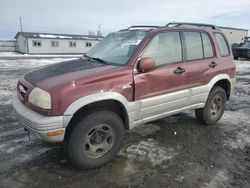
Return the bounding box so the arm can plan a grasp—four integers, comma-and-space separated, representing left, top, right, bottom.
19, 17, 23, 32
97, 24, 102, 36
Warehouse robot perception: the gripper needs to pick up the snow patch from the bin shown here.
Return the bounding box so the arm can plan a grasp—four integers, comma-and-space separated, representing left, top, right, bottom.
221, 111, 250, 149
0, 58, 77, 69
120, 138, 177, 166
224, 130, 250, 149
131, 124, 161, 136
0, 90, 13, 105
204, 170, 229, 188
0, 52, 82, 57
39, 34, 72, 39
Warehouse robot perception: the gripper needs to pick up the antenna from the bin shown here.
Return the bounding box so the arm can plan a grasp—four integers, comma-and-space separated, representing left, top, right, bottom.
19, 17, 23, 32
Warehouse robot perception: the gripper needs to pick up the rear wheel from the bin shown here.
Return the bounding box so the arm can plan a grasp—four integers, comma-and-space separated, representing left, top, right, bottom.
66, 111, 124, 169
195, 86, 226, 125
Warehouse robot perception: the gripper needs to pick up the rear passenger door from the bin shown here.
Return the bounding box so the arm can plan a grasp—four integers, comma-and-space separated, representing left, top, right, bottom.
214, 33, 232, 75
184, 31, 219, 105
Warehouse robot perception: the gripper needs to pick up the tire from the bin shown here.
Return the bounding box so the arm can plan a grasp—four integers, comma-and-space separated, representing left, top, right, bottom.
67, 111, 124, 169
195, 86, 227, 125
234, 56, 239, 60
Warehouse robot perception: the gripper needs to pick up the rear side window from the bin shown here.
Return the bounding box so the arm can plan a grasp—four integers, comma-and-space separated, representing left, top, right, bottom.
201, 33, 214, 58
142, 32, 182, 66
184, 32, 203, 60
215, 33, 229, 56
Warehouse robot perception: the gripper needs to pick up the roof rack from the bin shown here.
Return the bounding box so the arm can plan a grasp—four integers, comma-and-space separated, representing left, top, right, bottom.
120, 25, 160, 31
166, 22, 219, 29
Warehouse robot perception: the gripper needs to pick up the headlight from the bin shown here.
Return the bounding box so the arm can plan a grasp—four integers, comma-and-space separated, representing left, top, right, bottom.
28, 87, 51, 109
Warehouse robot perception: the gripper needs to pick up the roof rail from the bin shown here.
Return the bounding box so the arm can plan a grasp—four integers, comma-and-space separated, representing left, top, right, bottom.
120, 25, 160, 31
166, 22, 219, 29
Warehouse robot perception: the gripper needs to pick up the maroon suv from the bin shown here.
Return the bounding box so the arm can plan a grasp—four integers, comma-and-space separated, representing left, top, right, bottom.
13, 23, 236, 169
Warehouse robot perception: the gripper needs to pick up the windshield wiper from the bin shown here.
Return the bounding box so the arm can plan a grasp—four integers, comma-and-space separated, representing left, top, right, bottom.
83, 54, 92, 60
83, 54, 109, 65
91, 57, 109, 64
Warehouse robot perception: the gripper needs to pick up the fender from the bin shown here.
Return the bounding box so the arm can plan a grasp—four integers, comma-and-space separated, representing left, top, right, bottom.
63, 92, 137, 127
190, 74, 231, 95
187, 73, 234, 107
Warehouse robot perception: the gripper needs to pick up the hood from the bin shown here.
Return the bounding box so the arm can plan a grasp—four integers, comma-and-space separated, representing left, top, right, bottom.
236, 47, 250, 50
24, 58, 129, 91
24, 58, 106, 84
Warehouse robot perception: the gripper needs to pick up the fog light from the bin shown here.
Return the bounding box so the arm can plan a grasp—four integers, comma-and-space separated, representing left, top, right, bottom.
47, 130, 65, 137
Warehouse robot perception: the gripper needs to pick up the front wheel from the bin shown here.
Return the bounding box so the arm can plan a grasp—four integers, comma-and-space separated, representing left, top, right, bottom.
234, 56, 239, 60
67, 111, 124, 169
195, 86, 227, 125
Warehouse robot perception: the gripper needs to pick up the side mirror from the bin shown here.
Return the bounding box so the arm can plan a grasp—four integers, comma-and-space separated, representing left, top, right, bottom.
138, 58, 155, 73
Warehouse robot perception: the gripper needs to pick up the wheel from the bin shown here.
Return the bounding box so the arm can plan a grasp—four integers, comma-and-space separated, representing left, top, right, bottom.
67, 111, 124, 169
195, 86, 226, 125
234, 56, 239, 60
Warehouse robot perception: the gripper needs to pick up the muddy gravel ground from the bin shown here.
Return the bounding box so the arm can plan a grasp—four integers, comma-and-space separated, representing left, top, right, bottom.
0, 58, 249, 188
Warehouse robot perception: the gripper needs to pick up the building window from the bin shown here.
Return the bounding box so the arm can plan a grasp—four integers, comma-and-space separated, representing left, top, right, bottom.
32, 40, 42, 47
51, 41, 59, 47
86, 42, 92, 47
69, 41, 76, 47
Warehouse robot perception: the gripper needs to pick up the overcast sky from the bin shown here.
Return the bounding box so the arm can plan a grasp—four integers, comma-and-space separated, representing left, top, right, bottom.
0, 0, 249, 38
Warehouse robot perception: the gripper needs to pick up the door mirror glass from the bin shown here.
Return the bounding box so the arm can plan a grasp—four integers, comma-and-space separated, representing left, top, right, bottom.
138, 58, 155, 73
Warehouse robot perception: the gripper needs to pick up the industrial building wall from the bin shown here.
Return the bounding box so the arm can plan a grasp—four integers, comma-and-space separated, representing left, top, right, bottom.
0, 40, 17, 52
16, 35, 28, 53
220, 28, 248, 44
27, 38, 99, 54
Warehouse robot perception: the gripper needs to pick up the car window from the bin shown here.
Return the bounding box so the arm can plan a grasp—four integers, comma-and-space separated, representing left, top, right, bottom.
141, 32, 182, 66
215, 33, 230, 56
87, 31, 147, 65
242, 42, 250, 48
201, 33, 214, 58
184, 32, 203, 60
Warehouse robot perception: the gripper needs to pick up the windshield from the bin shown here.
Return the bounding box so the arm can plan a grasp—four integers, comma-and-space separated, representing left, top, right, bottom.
242, 42, 250, 48
86, 31, 147, 65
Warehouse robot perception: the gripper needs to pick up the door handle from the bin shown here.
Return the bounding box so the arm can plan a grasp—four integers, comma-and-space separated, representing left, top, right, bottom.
209, 61, 217, 68
174, 67, 185, 74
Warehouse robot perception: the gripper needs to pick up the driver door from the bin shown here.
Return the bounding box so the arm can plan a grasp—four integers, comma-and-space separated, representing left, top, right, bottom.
134, 31, 189, 120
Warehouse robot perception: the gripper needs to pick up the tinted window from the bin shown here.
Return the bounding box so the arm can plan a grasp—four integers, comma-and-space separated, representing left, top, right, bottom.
142, 32, 182, 66
215, 33, 229, 56
242, 42, 250, 48
184, 32, 203, 60
201, 33, 214, 58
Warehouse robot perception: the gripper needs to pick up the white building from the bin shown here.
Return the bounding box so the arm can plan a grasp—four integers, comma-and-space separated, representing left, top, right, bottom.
219, 26, 248, 44
15, 32, 102, 54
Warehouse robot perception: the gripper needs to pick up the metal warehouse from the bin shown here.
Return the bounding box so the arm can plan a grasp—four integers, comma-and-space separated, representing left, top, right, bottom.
15, 32, 103, 54
219, 26, 248, 44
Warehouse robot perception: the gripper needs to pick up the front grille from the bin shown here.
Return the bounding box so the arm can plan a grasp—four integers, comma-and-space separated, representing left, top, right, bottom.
237, 49, 248, 56
18, 82, 28, 98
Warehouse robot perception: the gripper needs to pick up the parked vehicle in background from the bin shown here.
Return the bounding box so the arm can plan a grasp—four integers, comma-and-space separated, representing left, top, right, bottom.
244, 37, 250, 43
233, 41, 250, 60
12, 22, 236, 169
